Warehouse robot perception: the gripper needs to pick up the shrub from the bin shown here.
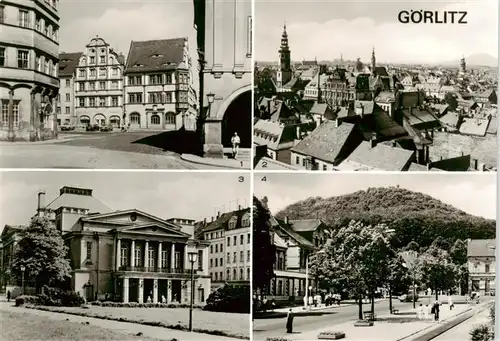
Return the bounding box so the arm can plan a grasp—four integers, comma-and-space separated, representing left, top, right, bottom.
490, 303, 495, 323
204, 284, 250, 313
38, 286, 84, 307
470, 324, 493, 341
15, 296, 25, 306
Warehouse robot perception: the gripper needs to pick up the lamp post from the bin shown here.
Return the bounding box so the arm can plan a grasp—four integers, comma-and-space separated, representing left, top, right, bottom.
187, 251, 198, 332
20, 265, 25, 295
383, 228, 395, 314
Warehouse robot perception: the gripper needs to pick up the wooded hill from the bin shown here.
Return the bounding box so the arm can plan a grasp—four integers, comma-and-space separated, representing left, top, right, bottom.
276, 187, 495, 249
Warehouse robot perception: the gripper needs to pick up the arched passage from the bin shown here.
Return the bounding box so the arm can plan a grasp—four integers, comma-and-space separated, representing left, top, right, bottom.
220, 90, 251, 148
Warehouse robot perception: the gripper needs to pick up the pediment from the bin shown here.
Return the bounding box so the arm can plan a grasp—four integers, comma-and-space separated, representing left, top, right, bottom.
118, 223, 189, 238
81, 209, 182, 231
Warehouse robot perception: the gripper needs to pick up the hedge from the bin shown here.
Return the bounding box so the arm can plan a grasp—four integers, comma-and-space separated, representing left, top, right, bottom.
88, 301, 205, 309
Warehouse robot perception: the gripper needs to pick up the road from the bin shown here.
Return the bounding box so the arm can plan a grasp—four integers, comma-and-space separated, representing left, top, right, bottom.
253, 299, 410, 339
433, 304, 491, 341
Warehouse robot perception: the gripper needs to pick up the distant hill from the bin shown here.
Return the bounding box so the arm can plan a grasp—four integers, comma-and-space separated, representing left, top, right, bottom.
276, 187, 495, 249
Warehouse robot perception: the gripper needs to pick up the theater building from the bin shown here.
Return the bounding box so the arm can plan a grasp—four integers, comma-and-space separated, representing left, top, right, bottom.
194, 0, 252, 157
0, 0, 60, 141
2, 186, 211, 304
123, 38, 196, 131
74, 36, 125, 128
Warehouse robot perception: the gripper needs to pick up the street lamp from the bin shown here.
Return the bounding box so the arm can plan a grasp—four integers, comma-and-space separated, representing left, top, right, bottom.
401, 251, 418, 309
187, 251, 198, 332
20, 265, 25, 295
206, 93, 215, 105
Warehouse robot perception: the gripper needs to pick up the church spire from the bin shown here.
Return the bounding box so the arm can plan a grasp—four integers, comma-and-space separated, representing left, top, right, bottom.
371, 47, 376, 75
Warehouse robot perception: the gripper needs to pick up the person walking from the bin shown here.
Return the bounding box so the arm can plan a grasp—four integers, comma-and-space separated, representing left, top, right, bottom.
286, 309, 294, 333
432, 301, 440, 322
448, 295, 454, 310
7, 290, 11, 302
418, 304, 424, 320
231, 132, 240, 159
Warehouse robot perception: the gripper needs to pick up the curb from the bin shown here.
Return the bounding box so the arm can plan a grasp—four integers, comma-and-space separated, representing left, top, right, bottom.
180, 154, 250, 170
23, 305, 249, 340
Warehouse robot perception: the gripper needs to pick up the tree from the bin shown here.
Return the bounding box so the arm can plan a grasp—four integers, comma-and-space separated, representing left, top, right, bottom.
12, 216, 72, 291
418, 244, 457, 300
252, 196, 275, 297
450, 240, 468, 294
309, 221, 392, 320
386, 255, 411, 313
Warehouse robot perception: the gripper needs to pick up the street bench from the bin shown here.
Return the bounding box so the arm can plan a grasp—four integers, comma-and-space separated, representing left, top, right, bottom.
391, 308, 399, 314
363, 311, 377, 321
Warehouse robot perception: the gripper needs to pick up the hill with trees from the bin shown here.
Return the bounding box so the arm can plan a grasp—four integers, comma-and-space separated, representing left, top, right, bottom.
275, 186, 495, 249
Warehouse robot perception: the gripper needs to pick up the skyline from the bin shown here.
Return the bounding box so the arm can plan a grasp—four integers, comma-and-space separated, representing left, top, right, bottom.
254, 173, 496, 220
0, 171, 250, 231
255, 0, 498, 64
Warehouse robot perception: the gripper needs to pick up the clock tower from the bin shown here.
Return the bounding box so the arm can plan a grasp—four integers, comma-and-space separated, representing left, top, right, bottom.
277, 24, 292, 88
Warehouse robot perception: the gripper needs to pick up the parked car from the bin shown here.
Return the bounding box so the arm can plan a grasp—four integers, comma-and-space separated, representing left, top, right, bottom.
398, 293, 420, 303
100, 125, 113, 132
60, 124, 74, 131
86, 124, 100, 131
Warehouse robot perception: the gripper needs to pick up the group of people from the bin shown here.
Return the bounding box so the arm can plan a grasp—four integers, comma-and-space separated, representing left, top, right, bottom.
417, 296, 456, 322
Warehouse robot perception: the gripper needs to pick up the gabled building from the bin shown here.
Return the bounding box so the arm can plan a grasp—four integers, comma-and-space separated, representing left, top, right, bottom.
58, 52, 82, 127
123, 38, 196, 131
74, 36, 125, 128
467, 239, 496, 296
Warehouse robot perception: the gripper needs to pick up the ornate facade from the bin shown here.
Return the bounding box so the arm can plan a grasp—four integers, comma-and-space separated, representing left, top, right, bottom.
123, 38, 196, 131
195, 0, 253, 157
0, 0, 60, 141
74, 36, 125, 128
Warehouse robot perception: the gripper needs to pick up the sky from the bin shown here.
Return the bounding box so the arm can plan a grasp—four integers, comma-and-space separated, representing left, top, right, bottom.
0, 171, 251, 231
58, 0, 198, 84
254, 173, 497, 220
255, 0, 498, 64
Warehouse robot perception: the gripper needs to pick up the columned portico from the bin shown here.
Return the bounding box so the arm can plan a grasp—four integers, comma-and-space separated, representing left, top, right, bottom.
153, 278, 158, 303
138, 278, 144, 303
122, 277, 129, 303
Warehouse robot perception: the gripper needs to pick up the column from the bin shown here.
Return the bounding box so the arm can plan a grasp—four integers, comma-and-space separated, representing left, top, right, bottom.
171, 243, 175, 271
131, 240, 135, 268
144, 241, 149, 269
166, 280, 172, 303
184, 245, 188, 270
30, 90, 36, 141
138, 278, 144, 303
153, 279, 158, 303
116, 239, 121, 270
122, 277, 129, 303
157, 242, 162, 271
7, 89, 14, 141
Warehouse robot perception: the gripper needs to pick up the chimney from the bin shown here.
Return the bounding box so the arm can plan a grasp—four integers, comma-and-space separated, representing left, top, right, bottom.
238, 204, 241, 210
370, 132, 377, 148
334, 118, 341, 127
217, 211, 220, 219
37, 191, 46, 211
267, 99, 271, 115
203, 218, 207, 225
211, 216, 214, 222
296, 125, 301, 139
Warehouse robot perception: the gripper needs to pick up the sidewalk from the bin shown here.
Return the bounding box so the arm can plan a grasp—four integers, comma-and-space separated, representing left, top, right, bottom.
0, 301, 241, 341
271, 299, 387, 314
433, 304, 491, 340
181, 153, 250, 169
278, 302, 480, 341
0, 134, 88, 145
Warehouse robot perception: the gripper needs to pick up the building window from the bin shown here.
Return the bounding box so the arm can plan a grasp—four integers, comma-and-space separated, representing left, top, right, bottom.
233, 252, 237, 263
214, 272, 217, 281
165, 112, 175, 125
247, 250, 250, 262
90, 56, 95, 64
198, 250, 203, 270
18, 10, 30, 28
0, 6, 4, 24
227, 252, 230, 264
220, 257, 223, 266
111, 96, 118, 106
65, 94, 70, 102
65, 79, 70, 87
215, 244, 218, 253
148, 92, 163, 104
89, 82, 95, 90
166, 73, 172, 84
165, 92, 172, 103
78, 98, 85, 107
130, 113, 140, 125
18, 50, 29, 69
79, 69, 86, 77
240, 251, 244, 263
220, 243, 223, 252
210, 245, 213, 254
134, 245, 141, 267
99, 68, 106, 77
65, 107, 70, 115
111, 81, 118, 89
227, 237, 230, 246
150, 113, 160, 124
161, 249, 168, 268
120, 246, 128, 267
149, 74, 163, 85
99, 81, 106, 90
233, 268, 237, 281
89, 68, 96, 77
128, 93, 142, 104
35, 56, 41, 71
227, 269, 230, 280
240, 235, 244, 245
0, 47, 5, 66
148, 246, 155, 268
485, 264, 490, 273
99, 56, 105, 64
78, 83, 84, 91
112, 68, 118, 76
1, 102, 7, 125
174, 251, 181, 269
240, 268, 243, 280
210, 259, 213, 267
99, 97, 106, 107
89, 97, 96, 106
233, 236, 237, 245
128, 76, 141, 85
86, 241, 92, 260
247, 233, 250, 244
247, 267, 250, 280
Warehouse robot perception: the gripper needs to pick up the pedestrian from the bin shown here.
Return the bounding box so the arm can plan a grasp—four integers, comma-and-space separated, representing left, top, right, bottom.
7, 290, 10, 302
286, 308, 294, 333
418, 304, 424, 320
433, 301, 440, 322
231, 132, 240, 159
448, 295, 454, 310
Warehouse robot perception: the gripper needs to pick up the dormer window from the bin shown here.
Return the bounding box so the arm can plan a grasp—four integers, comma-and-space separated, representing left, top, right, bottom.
133, 63, 143, 68
151, 54, 164, 58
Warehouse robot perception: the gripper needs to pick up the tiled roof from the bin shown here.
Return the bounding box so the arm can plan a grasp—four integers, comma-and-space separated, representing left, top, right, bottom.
45, 192, 111, 214
459, 117, 490, 137
486, 117, 497, 134
403, 107, 440, 129
439, 112, 461, 129
59, 52, 83, 77
290, 219, 323, 232
408, 163, 428, 171
471, 136, 497, 169
457, 100, 477, 109
467, 239, 496, 257
197, 208, 250, 235
275, 218, 315, 248
430, 104, 449, 116
310, 102, 329, 116
338, 141, 415, 171
291, 121, 357, 163
375, 91, 396, 103
125, 38, 187, 73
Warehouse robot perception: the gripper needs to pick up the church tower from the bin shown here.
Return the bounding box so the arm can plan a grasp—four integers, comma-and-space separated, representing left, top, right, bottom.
460, 55, 466, 73
277, 23, 292, 88
371, 47, 376, 75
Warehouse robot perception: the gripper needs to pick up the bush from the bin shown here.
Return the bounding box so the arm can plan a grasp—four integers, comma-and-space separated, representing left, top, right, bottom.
88, 301, 203, 308
490, 303, 495, 323
15, 296, 25, 306
204, 284, 250, 313
38, 286, 84, 307
470, 324, 493, 341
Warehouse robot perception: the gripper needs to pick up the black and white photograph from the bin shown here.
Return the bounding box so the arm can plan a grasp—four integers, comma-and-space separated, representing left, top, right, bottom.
253, 0, 498, 171
1, 0, 252, 169
252, 172, 496, 341
0, 171, 251, 341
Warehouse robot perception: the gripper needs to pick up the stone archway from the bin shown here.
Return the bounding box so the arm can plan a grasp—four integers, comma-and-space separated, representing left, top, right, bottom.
221, 90, 251, 148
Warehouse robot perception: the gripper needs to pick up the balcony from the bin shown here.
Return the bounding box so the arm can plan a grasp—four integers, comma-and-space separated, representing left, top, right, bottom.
117, 266, 198, 275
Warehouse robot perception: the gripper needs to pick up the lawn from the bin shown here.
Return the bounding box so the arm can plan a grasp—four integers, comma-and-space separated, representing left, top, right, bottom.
44, 306, 250, 338
0, 310, 161, 341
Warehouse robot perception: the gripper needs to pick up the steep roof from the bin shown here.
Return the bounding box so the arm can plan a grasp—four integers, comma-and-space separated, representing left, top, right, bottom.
459, 117, 490, 137
125, 38, 187, 74
467, 239, 496, 257
59, 52, 83, 77
289, 219, 323, 232
45, 192, 112, 214
196, 208, 250, 236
